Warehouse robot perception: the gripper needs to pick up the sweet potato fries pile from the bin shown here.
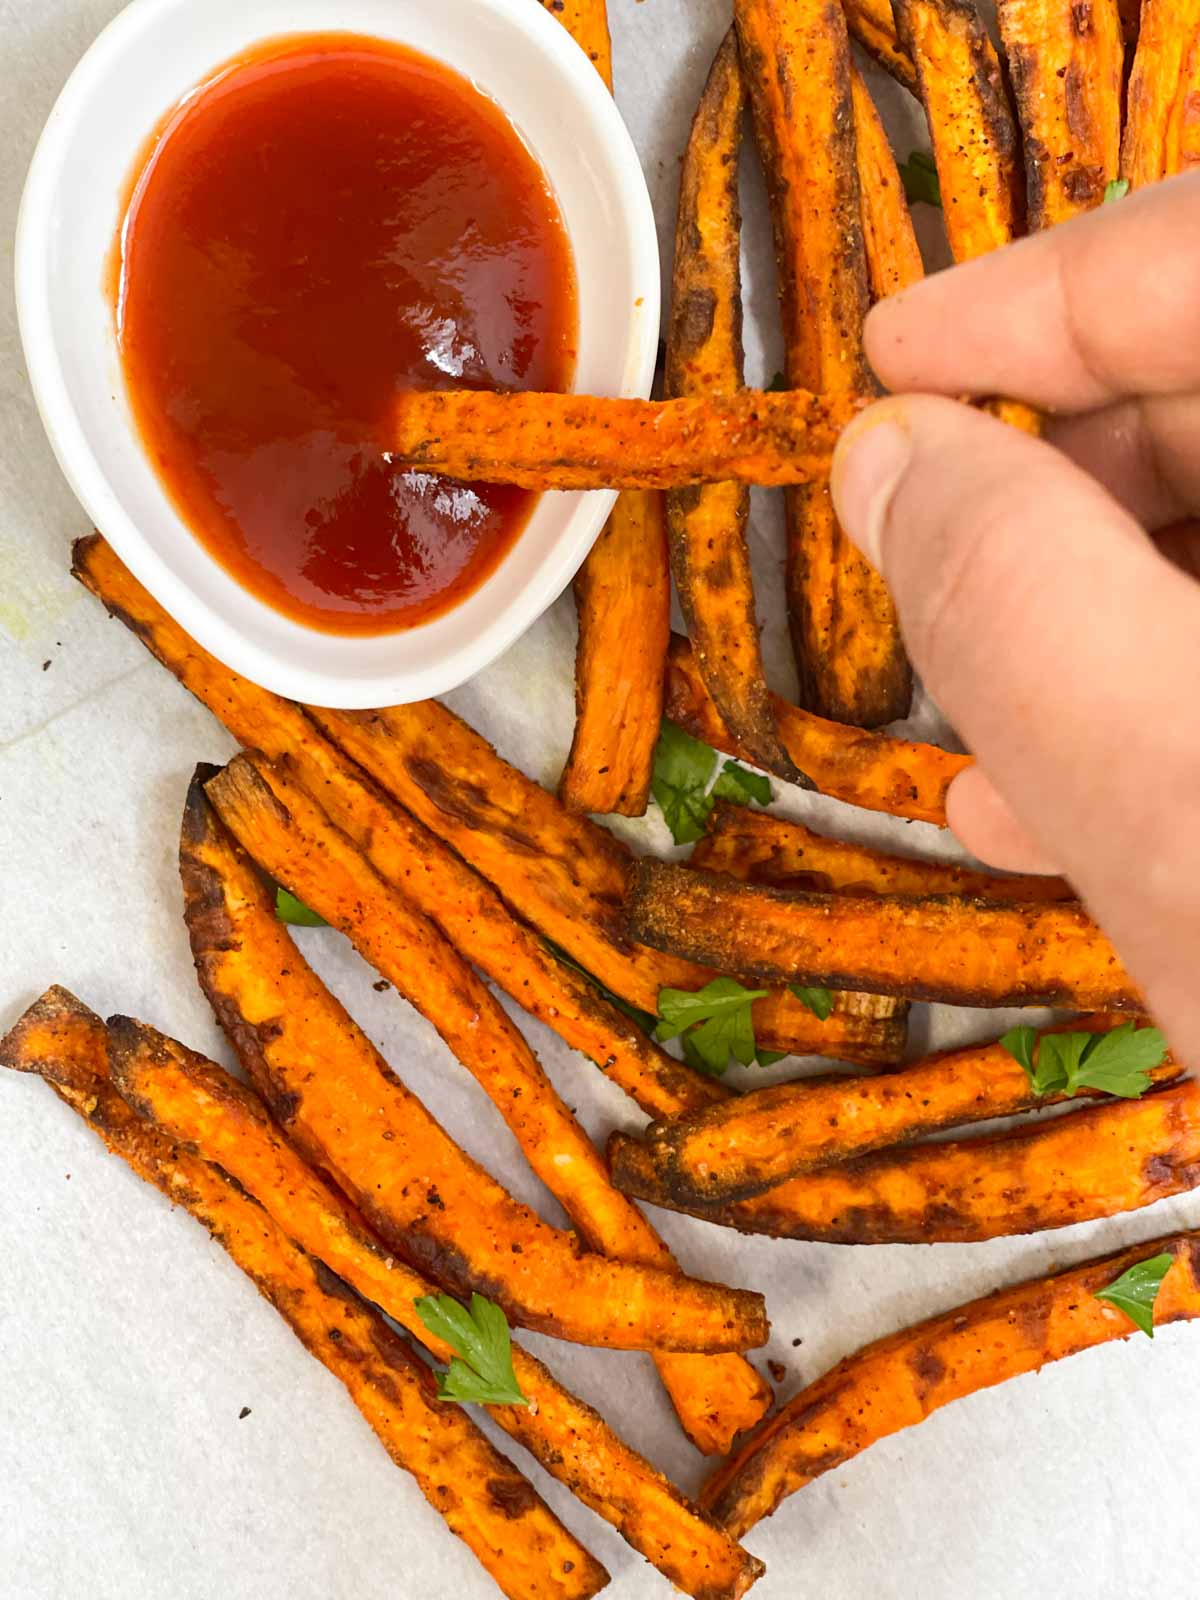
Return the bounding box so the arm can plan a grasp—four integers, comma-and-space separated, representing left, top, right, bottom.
9, 0, 1200, 1592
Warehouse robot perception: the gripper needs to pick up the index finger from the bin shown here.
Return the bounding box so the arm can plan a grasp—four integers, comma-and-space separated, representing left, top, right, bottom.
866, 172, 1200, 412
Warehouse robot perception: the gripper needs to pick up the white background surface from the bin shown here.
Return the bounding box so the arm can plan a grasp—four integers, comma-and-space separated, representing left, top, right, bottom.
2, 4, 1198, 1599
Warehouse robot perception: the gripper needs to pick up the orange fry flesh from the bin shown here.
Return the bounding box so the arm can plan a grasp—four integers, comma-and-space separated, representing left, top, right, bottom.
389, 388, 862, 490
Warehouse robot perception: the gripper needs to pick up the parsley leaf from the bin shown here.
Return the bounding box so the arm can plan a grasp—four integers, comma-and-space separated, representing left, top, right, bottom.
899, 150, 941, 208
657, 977, 769, 1076
1001, 1023, 1166, 1100
275, 887, 327, 927
789, 984, 834, 1021
651, 722, 717, 844
712, 760, 773, 807
1104, 178, 1130, 203
1095, 1251, 1175, 1338
651, 723, 772, 845
414, 1292, 529, 1406
544, 940, 656, 1035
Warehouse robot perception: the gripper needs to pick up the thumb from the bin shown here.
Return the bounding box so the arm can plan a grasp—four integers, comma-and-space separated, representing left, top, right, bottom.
831, 395, 1200, 1050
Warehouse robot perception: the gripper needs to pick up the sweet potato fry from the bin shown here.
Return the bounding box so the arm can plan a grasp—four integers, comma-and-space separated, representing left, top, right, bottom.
389, 388, 861, 489
844, 0, 919, 88
701, 1229, 1200, 1536
998, 0, 1123, 226
636, 1078, 1200, 1243
0, 991, 606, 1600
895, 0, 1024, 259
608, 1016, 1178, 1206
71, 534, 716, 1120
540, 0, 613, 87
736, 0, 910, 727
545, 0, 668, 821
852, 68, 926, 299
100, 1015, 763, 1598
691, 800, 1076, 901
558, 487, 669, 816
665, 32, 803, 783
627, 860, 1142, 1011
203, 757, 767, 1356
197, 760, 770, 1440
665, 634, 970, 824
1121, 0, 1200, 184
311, 699, 907, 1067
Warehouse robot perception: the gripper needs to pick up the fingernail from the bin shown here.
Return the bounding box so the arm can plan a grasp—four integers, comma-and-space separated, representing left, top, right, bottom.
831, 406, 912, 571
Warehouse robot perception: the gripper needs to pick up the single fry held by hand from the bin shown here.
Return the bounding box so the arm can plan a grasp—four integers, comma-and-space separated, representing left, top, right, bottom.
389, 388, 863, 490
627, 860, 1143, 1011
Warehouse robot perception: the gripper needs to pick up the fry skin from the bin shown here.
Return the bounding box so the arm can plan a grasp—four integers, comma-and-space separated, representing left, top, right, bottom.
627, 860, 1142, 1011
843, 0, 919, 88
198, 759, 770, 1441
539, 0, 613, 87
701, 1230, 1200, 1536
559, 487, 669, 816
666, 32, 803, 783
0, 991, 606, 1600
203, 757, 768, 1356
852, 68, 926, 300
997, 0, 1123, 226
691, 800, 1076, 901
389, 388, 862, 490
736, 0, 910, 726
895, 0, 1025, 259
311, 699, 908, 1067
608, 1016, 1178, 1207
100, 1012, 764, 1598
665, 634, 970, 824
632, 1079, 1200, 1243
70, 533, 715, 1120
1121, 0, 1200, 184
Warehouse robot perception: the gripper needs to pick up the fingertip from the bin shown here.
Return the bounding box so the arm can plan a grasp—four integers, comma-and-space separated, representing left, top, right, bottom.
830, 397, 913, 570
945, 766, 1064, 875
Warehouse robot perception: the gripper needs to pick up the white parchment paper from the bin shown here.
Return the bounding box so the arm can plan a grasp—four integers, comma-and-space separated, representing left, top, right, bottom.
2, 4, 1198, 1598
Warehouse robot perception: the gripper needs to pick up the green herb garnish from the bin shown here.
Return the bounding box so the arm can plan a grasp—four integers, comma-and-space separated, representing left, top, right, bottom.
899, 150, 941, 207
651, 722, 772, 845
657, 977, 770, 1076
1000, 1023, 1166, 1101
789, 984, 834, 1021
1095, 1252, 1175, 1338
1104, 178, 1130, 203
275, 887, 328, 926
414, 1293, 529, 1406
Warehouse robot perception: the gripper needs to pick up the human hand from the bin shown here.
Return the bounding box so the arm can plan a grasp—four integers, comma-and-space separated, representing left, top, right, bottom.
830, 173, 1200, 1057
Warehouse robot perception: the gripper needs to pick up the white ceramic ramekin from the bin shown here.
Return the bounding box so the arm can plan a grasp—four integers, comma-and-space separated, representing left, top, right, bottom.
16, 0, 659, 706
